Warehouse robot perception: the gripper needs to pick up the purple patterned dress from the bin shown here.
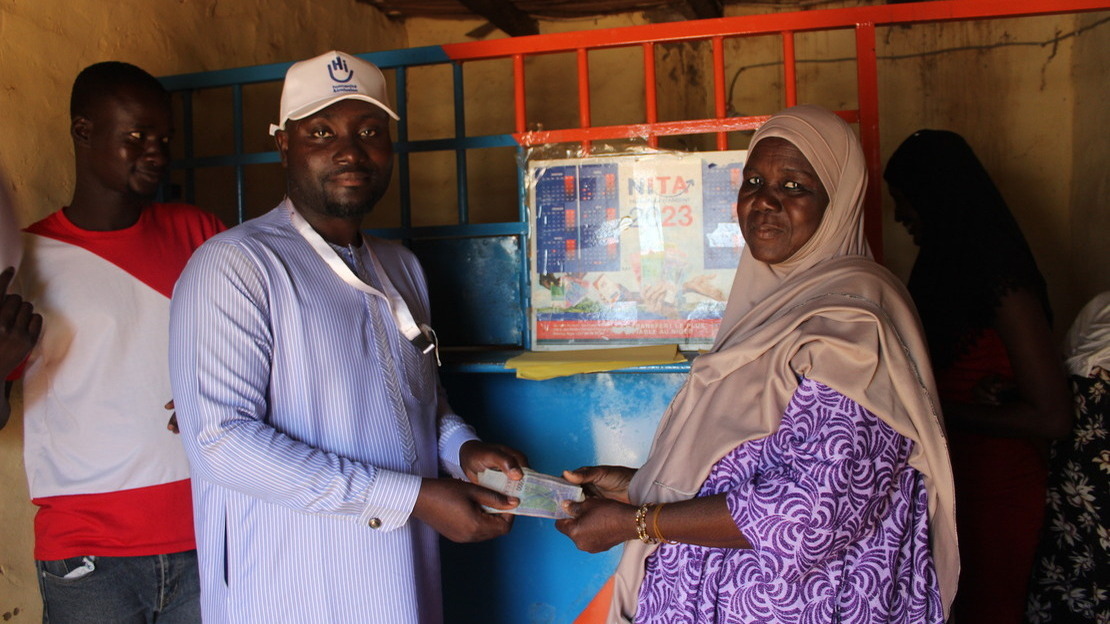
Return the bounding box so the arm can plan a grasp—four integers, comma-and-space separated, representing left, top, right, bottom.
636, 377, 943, 623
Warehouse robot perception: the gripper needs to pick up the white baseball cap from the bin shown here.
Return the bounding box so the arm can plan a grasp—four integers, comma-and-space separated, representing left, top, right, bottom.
269, 50, 400, 136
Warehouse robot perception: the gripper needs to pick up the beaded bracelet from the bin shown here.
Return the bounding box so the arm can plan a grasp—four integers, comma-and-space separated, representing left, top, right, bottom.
634, 503, 658, 544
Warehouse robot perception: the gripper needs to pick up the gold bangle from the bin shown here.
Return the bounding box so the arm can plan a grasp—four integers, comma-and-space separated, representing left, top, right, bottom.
650, 502, 665, 542
634, 503, 658, 544
650, 502, 677, 544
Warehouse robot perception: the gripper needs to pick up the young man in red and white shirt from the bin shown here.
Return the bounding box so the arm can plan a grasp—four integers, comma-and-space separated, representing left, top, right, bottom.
3, 61, 224, 623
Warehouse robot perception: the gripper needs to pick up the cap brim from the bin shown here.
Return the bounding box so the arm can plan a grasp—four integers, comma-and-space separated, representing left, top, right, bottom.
269, 94, 400, 135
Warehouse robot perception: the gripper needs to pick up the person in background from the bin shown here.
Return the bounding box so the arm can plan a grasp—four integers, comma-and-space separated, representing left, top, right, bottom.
1027, 291, 1110, 623
555, 105, 958, 623
884, 129, 1072, 624
7, 62, 225, 622
169, 51, 527, 624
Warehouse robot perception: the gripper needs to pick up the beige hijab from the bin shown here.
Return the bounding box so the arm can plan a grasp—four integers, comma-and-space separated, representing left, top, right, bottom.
609, 105, 958, 622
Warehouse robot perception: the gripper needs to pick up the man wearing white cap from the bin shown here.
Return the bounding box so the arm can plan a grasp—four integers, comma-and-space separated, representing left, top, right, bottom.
169, 51, 526, 623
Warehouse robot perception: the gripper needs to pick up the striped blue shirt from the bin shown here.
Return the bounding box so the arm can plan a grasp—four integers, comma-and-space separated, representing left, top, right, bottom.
169, 200, 477, 623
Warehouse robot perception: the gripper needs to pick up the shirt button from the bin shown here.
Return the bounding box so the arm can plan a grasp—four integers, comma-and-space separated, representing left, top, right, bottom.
368, 517, 382, 529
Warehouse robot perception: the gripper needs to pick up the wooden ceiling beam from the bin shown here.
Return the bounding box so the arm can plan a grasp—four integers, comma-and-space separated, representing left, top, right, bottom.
679, 0, 723, 20
455, 0, 540, 36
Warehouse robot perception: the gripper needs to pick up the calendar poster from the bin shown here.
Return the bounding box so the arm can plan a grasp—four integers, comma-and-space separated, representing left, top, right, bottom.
529, 151, 747, 350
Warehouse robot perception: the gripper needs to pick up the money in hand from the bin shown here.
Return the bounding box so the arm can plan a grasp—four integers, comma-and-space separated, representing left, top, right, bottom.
477, 467, 585, 520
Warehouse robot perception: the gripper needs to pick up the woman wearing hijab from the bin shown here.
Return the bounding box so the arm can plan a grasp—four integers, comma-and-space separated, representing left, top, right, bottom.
555, 105, 957, 623
884, 130, 1071, 624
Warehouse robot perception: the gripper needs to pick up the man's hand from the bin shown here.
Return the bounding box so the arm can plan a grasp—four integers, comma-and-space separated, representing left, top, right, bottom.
412, 477, 519, 543
458, 440, 528, 484
555, 496, 636, 553
0, 267, 42, 378
562, 465, 636, 504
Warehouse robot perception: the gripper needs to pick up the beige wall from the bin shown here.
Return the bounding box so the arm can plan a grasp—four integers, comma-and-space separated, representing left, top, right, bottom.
1, 1, 1106, 619
1070, 11, 1110, 321
876, 12, 1110, 331
0, 0, 405, 618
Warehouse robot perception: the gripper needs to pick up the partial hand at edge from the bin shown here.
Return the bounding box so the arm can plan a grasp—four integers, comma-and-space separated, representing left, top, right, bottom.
0, 267, 42, 379
412, 477, 520, 543
165, 400, 179, 433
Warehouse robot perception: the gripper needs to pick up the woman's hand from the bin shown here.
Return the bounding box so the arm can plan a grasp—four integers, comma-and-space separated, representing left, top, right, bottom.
555, 497, 637, 553
563, 465, 636, 504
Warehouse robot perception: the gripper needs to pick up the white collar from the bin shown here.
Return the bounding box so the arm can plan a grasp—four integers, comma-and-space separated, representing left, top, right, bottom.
284, 198, 439, 363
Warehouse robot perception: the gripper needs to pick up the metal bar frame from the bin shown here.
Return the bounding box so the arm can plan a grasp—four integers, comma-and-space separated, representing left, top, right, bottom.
160, 0, 1107, 346
435, 0, 1105, 60
163, 0, 1106, 216
577, 48, 592, 154
643, 42, 659, 149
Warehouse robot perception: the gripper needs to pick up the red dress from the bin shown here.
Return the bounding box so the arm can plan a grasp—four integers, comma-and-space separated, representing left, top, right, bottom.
937, 329, 1047, 623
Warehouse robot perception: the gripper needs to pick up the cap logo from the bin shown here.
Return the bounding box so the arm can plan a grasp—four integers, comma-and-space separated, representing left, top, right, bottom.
271, 50, 399, 135
327, 56, 354, 83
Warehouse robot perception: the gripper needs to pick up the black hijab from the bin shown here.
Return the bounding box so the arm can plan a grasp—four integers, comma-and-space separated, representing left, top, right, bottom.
884, 129, 1051, 370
